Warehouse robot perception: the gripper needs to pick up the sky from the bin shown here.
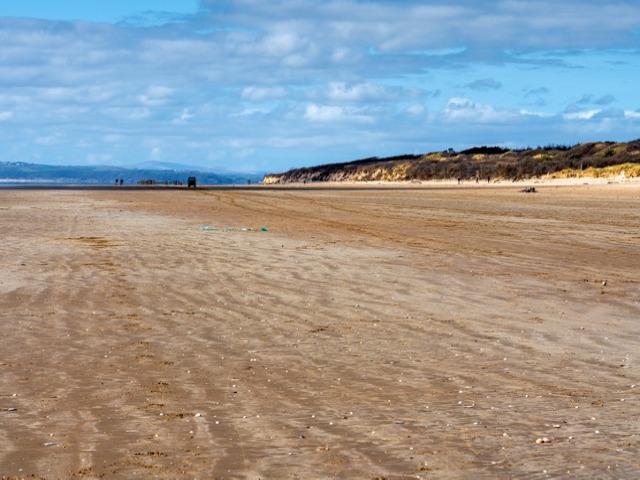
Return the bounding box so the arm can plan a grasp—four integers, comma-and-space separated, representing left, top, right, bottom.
0, 1, 639, 173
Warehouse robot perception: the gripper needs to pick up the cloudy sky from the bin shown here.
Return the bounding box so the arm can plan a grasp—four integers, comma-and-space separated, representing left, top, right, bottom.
1, 0, 639, 173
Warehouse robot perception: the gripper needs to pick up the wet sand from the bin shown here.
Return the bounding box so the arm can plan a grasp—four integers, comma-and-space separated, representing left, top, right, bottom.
1, 183, 639, 479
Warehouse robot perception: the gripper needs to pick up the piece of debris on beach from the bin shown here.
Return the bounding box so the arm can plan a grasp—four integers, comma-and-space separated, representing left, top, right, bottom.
200, 225, 268, 232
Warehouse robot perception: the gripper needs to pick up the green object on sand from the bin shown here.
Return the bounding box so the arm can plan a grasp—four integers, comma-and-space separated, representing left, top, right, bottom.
199, 225, 268, 232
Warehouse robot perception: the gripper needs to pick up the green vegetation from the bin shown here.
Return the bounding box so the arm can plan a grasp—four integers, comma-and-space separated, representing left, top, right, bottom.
264, 140, 640, 184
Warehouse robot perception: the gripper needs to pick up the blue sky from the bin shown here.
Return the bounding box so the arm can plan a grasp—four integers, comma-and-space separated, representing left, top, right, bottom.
1, 1, 639, 173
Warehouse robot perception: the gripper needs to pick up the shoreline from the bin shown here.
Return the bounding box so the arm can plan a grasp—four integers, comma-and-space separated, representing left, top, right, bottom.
1, 174, 639, 191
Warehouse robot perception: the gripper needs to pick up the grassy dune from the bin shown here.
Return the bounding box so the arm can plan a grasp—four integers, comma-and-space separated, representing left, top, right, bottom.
264, 140, 640, 184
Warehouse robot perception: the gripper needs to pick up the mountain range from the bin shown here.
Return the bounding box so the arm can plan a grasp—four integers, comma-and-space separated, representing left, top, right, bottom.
0, 161, 265, 185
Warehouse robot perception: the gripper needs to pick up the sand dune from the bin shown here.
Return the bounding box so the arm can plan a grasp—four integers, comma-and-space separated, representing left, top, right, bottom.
1, 183, 639, 479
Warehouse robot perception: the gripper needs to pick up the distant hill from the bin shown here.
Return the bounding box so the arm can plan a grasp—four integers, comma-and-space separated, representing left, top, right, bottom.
263, 140, 640, 184
0, 162, 264, 185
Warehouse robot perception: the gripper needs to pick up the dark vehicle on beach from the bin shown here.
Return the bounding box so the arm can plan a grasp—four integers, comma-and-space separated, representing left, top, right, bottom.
187, 176, 197, 188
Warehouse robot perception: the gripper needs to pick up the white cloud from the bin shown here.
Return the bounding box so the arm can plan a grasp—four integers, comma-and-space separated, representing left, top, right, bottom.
442, 98, 515, 123
39, 87, 75, 102
304, 103, 374, 123
230, 107, 269, 117
172, 108, 195, 124
260, 32, 302, 57
517, 109, 555, 119
1, 1, 639, 172
406, 104, 426, 116
563, 110, 601, 120
330, 47, 361, 64
327, 82, 388, 102
304, 104, 344, 122
150, 147, 162, 160
138, 85, 174, 106
204, 0, 640, 55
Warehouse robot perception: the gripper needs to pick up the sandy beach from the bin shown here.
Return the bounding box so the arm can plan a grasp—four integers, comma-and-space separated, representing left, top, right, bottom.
1, 182, 639, 479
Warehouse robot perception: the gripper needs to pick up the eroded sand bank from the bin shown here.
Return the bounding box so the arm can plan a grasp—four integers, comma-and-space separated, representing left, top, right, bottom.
1, 183, 639, 479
